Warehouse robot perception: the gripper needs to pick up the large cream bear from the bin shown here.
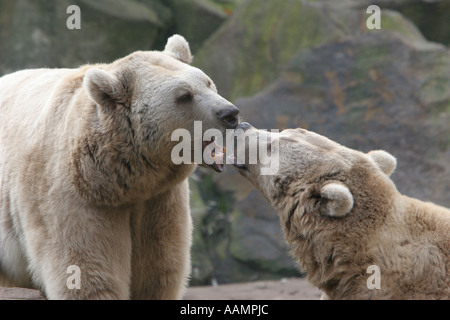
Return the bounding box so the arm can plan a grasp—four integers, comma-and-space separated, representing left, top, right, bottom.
0, 35, 239, 299
232, 123, 449, 299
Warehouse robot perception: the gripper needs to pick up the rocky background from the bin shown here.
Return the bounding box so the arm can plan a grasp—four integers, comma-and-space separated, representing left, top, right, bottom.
0, 0, 449, 287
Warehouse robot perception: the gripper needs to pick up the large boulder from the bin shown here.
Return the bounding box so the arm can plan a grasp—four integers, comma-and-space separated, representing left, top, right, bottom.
166, 0, 228, 52
0, 0, 165, 75
344, 0, 450, 45
194, 0, 424, 101
0, 0, 226, 75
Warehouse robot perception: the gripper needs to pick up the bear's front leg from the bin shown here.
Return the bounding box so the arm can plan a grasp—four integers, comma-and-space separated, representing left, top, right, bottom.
26, 205, 133, 299
130, 181, 193, 299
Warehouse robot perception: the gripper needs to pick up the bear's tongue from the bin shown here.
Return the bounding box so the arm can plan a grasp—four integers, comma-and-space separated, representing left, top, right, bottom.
202, 137, 225, 173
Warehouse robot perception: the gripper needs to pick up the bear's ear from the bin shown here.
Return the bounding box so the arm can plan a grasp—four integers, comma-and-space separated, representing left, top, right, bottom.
367, 150, 397, 177
164, 34, 193, 64
83, 68, 126, 109
319, 183, 354, 217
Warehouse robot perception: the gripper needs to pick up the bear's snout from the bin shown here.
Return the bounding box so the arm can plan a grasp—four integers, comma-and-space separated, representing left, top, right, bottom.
216, 104, 239, 129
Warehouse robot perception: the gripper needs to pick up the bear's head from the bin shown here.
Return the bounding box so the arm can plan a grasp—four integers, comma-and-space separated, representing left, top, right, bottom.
231, 122, 398, 242
82, 35, 239, 174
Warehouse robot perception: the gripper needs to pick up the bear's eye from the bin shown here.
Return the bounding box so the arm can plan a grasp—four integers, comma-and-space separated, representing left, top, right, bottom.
176, 91, 193, 104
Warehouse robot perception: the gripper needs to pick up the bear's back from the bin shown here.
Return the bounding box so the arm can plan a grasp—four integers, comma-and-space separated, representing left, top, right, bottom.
0, 68, 78, 139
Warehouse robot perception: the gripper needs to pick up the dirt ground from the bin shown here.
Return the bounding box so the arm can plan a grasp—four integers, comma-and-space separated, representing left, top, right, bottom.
0, 277, 322, 300
183, 277, 322, 300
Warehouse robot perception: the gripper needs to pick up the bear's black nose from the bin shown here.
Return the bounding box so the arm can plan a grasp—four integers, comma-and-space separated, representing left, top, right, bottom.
217, 105, 239, 128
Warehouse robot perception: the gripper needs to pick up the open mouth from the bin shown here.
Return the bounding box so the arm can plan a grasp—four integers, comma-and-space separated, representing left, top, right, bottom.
202, 136, 226, 173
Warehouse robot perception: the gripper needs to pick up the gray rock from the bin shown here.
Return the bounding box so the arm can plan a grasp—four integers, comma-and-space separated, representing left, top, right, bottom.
0, 0, 226, 75
230, 189, 299, 275
167, 0, 228, 52
342, 0, 450, 45
194, 0, 424, 101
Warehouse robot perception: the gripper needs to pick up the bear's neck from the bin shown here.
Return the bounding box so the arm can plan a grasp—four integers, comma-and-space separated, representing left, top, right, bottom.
70, 107, 195, 205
